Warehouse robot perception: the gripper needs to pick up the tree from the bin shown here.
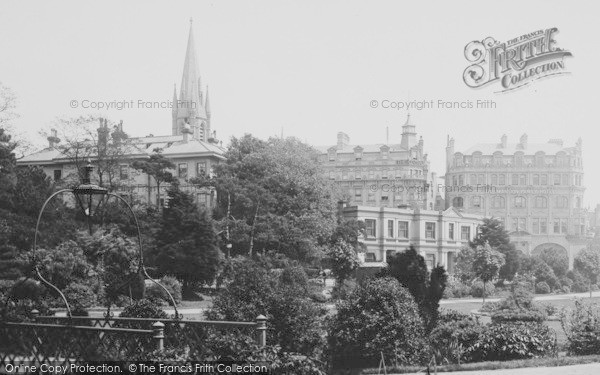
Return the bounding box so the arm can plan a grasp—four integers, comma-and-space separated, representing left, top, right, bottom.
471, 218, 520, 280
132, 148, 175, 207
472, 243, 505, 304
153, 185, 221, 296
574, 246, 600, 298
454, 245, 476, 283
381, 246, 448, 330
328, 277, 426, 368
537, 247, 569, 278
208, 258, 326, 357
327, 239, 360, 283
193, 135, 338, 263
47, 116, 130, 188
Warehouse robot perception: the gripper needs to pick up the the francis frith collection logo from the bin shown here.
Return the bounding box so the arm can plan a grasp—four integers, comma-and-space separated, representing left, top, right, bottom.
463, 28, 572, 92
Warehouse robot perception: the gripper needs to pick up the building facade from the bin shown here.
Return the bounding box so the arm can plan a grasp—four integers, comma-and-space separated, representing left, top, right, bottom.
343, 204, 483, 272
316, 115, 439, 210
18, 20, 225, 208
444, 134, 590, 267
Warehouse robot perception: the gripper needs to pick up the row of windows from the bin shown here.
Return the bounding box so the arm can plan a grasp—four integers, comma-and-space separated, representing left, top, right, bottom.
331, 169, 424, 180
499, 217, 586, 235
454, 153, 577, 168
452, 195, 581, 209
328, 148, 390, 161
364, 219, 473, 241
451, 173, 581, 187
53, 161, 211, 182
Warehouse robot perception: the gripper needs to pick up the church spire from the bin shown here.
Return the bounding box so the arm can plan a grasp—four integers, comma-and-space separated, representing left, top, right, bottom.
172, 18, 209, 139
205, 86, 211, 117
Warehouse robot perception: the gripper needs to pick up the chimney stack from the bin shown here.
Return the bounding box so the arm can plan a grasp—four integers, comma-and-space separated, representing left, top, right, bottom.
520, 133, 528, 149
501, 134, 507, 148
337, 132, 349, 149
47, 128, 60, 148
548, 138, 564, 147
182, 122, 193, 143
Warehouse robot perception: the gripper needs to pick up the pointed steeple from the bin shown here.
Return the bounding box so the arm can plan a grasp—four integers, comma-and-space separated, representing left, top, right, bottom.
205, 86, 211, 117
172, 83, 178, 114
180, 18, 201, 109
172, 18, 209, 139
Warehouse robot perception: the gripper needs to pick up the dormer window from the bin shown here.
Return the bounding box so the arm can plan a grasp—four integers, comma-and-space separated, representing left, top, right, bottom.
328, 149, 337, 161
354, 147, 363, 160
380, 146, 390, 160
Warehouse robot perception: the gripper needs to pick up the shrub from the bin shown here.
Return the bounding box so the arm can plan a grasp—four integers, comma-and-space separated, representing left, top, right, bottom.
328, 277, 426, 368
533, 261, 560, 291
491, 309, 546, 324
145, 276, 182, 306
469, 322, 557, 361
536, 281, 551, 294
309, 290, 328, 303
444, 280, 471, 299
561, 299, 600, 355
480, 301, 500, 313
540, 302, 558, 317
64, 282, 97, 309
470, 280, 495, 298
280, 266, 309, 292
10, 278, 46, 301
562, 285, 571, 294
331, 278, 357, 300
208, 259, 326, 358
119, 299, 168, 319
430, 310, 484, 364
567, 270, 589, 293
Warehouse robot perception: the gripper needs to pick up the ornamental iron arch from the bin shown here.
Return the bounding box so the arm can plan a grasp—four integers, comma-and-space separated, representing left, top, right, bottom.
2, 161, 179, 321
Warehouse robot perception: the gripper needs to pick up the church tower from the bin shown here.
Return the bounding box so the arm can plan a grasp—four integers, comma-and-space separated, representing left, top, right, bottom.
172, 19, 212, 142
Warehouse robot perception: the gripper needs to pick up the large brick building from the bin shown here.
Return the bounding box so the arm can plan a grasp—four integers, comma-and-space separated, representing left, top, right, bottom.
316, 115, 439, 210
444, 134, 590, 267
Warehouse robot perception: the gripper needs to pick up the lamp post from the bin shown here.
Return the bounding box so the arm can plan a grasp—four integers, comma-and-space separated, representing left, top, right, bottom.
3, 161, 179, 319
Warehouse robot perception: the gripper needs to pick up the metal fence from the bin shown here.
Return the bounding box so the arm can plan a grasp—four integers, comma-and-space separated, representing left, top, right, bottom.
0, 311, 267, 371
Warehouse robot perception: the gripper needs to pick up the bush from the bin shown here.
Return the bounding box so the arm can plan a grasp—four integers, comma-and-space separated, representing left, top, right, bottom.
567, 270, 589, 293
540, 302, 558, 317
10, 278, 46, 301
444, 280, 471, 299
331, 278, 357, 300
145, 276, 182, 306
309, 290, 328, 303
470, 280, 495, 298
491, 309, 546, 324
280, 266, 309, 292
208, 259, 326, 358
561, 299, 600, 355
469, 322, 557, 361
562, 285, 571, 294
64, 282, 97, 309
119, 299, 168, 319
430, 310, 484, 364
536, 281, 551, 294
480, 301, 500, 313
328, 277, 426, 368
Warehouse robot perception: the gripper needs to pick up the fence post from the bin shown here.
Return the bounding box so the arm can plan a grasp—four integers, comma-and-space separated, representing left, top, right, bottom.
255, 315, 267, 347
31, 309, 39, 321
152, 321, 165, 351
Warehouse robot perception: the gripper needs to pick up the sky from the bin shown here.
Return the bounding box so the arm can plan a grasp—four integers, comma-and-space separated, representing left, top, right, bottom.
1, 0, 599, 205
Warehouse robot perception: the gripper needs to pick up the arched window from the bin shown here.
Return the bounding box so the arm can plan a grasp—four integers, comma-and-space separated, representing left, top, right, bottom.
514, 151, 524, 167
454, 153, 463, 167
493, 152, 503, 166
469, 174, 477, 185
452, 197, 464, 208
535, 152, 545, 167
491, 174, 498, 185
514, 196, 526, 208
473, 152, 482, 166
555, 196, 568, 208
576, 196, 581, 208
492, 196, 505, 208
534, 196, 548, 208
472, 196, 482, 208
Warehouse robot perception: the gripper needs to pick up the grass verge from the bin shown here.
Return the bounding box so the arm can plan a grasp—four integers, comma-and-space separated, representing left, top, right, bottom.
359, 354, 600, 374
